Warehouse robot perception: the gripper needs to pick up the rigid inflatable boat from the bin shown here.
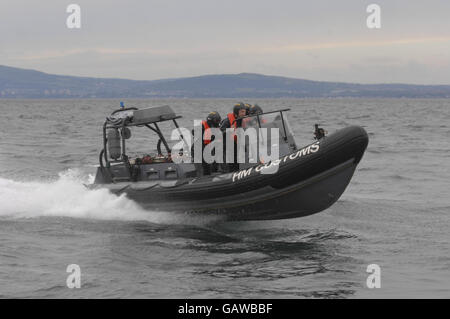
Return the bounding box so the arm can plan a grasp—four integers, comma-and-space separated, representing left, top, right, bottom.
90, 105, 368, 220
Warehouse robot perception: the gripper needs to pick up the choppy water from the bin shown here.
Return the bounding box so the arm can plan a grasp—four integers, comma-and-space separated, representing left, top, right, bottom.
0, 98, 449, 298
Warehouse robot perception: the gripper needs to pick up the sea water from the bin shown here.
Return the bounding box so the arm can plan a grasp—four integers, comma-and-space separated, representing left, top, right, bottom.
0, 98, 449, 298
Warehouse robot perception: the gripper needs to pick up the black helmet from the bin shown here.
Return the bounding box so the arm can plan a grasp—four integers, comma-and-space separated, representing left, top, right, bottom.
244, 103, 252, 115
206, 111, 221, 127
233, 102, 246, 116
249, 104, 263, 115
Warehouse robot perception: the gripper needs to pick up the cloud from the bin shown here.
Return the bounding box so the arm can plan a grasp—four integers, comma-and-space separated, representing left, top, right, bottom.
1, 0, 450, 83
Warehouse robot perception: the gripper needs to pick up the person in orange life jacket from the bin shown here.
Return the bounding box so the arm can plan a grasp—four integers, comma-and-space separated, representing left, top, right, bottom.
202, 111, 221, 146
220, 102, 247, 132
220, 103, 247, 172
192, 111, 221, 175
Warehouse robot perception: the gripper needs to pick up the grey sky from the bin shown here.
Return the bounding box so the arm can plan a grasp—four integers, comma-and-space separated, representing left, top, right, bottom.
1, 0, 450, 84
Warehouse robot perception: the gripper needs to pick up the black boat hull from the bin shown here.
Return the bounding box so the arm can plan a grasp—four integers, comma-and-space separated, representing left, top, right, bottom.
91, 125, 368, 221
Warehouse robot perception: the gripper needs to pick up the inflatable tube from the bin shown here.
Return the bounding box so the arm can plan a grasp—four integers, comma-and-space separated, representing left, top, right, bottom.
91, 125, 368, 220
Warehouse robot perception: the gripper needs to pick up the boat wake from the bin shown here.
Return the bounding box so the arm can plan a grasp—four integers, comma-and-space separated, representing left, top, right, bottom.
0, 169, 220, 225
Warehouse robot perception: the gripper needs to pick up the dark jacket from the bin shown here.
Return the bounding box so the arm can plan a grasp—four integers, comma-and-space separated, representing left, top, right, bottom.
220, 114, 242, 131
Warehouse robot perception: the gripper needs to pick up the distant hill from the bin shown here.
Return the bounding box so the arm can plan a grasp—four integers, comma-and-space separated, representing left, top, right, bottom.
1, 65, 450, 98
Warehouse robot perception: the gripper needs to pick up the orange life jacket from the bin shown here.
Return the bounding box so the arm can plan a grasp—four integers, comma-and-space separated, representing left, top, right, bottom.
202, 120, 212, 145
227, 113, 238, 141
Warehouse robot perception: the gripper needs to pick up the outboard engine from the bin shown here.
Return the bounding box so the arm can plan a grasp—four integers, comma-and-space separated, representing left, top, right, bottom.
108, 128, 121, 160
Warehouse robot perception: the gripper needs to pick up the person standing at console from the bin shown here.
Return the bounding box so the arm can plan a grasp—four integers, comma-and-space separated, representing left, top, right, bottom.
192, 111, 221, 175
220, 103, 247, 172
